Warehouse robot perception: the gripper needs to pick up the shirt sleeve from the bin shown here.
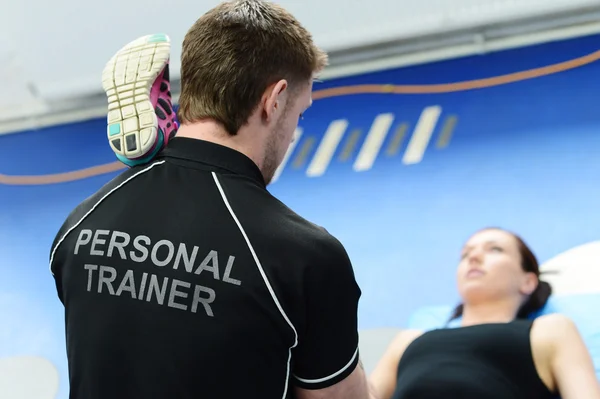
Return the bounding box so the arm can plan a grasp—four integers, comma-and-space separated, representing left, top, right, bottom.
291, 237, 362, 390
50, 220, 71, 303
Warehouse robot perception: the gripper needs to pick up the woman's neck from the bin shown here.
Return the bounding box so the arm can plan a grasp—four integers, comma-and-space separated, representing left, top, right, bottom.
461, 299, 520, 326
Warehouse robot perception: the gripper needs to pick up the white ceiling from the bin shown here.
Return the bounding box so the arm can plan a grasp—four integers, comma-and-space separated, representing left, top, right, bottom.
2, 0, 600, 127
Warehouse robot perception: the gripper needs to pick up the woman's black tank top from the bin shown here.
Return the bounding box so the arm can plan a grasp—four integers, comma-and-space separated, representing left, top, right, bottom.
392, 320, 556, 399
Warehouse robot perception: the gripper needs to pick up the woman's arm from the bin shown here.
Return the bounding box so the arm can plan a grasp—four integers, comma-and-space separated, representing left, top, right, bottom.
368, 330, 422, 399
536, 314, 600, 399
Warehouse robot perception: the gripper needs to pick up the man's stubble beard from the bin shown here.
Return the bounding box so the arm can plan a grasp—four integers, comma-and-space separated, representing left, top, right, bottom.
262, 104, 293, 185
261, 124, 286, 186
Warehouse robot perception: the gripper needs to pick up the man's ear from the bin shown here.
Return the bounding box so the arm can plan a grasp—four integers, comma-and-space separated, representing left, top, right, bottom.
262, 79, 288, 123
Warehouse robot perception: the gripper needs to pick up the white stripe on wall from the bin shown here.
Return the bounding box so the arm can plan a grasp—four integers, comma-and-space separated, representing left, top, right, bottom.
306, 119, 348, 177
402, 106, 442, 165
353, 113, 395, 172
272, 128, 303, 183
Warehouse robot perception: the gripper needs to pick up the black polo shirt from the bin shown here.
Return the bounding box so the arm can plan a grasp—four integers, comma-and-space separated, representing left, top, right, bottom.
49, 137, 362, 399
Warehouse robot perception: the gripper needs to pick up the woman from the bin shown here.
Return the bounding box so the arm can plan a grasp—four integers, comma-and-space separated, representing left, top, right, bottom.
369, 227, 600, 399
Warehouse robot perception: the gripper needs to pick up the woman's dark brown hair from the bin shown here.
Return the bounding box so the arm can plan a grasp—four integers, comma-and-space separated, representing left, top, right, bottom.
449, 228, 552, 321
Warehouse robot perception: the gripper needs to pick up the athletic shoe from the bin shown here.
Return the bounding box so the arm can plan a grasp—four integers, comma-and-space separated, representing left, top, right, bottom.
102, 33, 179, 167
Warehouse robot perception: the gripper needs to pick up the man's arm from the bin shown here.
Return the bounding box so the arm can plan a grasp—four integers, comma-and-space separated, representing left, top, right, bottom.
291, 236, 372, 399
295, 360, 377, 399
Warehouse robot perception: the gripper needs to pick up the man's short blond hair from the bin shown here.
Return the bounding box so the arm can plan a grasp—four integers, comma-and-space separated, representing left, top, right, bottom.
177, 0, 328, 135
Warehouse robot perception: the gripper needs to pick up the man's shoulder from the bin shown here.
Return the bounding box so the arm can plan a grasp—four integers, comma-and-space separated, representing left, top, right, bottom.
265, 195, 341, 246
50, 163, 163, 259
229, 186, 347, 262
65, 164, 158, 221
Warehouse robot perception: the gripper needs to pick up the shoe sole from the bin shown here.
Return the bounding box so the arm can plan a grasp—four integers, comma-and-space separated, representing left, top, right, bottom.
102, 34, 170, 160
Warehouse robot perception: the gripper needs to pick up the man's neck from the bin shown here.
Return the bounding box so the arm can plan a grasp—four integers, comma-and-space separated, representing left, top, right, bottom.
176, 122, 264, 171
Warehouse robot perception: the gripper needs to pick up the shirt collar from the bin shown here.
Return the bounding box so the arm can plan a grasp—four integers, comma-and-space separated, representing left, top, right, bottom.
159, 137, 266, 187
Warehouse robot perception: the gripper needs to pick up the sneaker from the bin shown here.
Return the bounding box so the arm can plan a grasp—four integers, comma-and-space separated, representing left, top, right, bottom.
102, 33, 179, 167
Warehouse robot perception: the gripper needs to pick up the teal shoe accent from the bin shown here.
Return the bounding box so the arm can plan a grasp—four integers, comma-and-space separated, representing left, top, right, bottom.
148, 33, 168, 43
117, 128, 165, 167
109, 124, 121, 136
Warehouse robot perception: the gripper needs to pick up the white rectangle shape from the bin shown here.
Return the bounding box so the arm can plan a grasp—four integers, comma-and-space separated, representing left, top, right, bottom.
402, 106, 442, 165
306, 120, 348, 177
353, 113, 395, 172
271, 128, 303, 183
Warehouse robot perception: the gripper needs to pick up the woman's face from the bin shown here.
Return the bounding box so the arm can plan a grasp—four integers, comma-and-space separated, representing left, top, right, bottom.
457, 229, 536, 304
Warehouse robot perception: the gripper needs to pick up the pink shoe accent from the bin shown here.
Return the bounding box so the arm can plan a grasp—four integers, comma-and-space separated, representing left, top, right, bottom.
128, 64, 178, 161
150, 64, 179, 146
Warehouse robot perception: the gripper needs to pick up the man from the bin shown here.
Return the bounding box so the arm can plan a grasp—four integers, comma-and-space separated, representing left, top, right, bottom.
50, 1, 374, 398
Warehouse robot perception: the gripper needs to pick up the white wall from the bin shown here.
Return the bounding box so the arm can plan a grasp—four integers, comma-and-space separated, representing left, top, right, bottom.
2, 0, 600, 105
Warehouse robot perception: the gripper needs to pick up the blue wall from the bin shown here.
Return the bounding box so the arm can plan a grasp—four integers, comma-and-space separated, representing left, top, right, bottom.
1, 33, 600, 398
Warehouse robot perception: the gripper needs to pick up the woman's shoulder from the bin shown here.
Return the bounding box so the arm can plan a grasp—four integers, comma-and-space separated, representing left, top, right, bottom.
395, 329, 425, 344
530, 313, 580, 358
369, 329, 427, 399
534, 313, 576, 326
532, 313, 578, 341
387, 329, 425, 357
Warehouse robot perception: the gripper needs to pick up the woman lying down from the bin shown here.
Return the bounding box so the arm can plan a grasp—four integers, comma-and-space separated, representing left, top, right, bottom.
369, 227, 600, 399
